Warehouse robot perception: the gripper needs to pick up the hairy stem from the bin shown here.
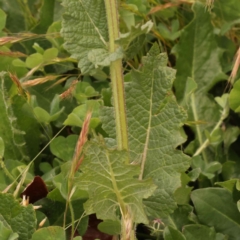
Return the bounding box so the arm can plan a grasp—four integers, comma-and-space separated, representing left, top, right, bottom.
105, 0, 129, 154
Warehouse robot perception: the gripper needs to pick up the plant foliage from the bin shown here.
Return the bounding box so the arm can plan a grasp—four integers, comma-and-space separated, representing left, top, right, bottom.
0, 0, 239, 239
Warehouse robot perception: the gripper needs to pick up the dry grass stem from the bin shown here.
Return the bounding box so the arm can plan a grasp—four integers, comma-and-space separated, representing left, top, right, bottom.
229, 47, 240, 85
73, 111, 92, 172
22, 75, 59, 87
148, 0, 192, 15
60, 80, 78, 100
0, 37, 24, 45
0, 51, 27, 58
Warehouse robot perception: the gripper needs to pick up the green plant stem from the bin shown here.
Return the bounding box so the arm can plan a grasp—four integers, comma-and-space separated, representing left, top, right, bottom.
193, 105, 228, 157
191, 93, 208, 163
105, 1, 132, 239
69, 201, 75, 240
104, 0, 129, 154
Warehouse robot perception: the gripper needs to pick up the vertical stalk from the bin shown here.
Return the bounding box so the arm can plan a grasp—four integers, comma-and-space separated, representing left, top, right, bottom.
105, 1, 133, 239
104, 0, 129, 153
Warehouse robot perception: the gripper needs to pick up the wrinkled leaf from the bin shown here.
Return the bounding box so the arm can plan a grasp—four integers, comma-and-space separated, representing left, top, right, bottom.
125, 44, 190, 218
0, 193, 36, 240
76, 141, 156, 224
61, 0, 108, 74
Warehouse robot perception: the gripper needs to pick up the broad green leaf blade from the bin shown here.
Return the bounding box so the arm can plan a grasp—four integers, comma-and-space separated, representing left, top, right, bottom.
183, 224, 216, 240
64, 100, 101, 129
0, 193, 36, 240
164, 226, 186, 240
31, 226, 66, 240
0, 72, 29, 161
229, 80, 240, 112
213, 0, 240, 25
125, 44, 190, 218
50, 135, 78, 162
174, 2, 224, 100
77, 142, 157, 224
0, 9, 6, 31
98, 220, 121, 235
191, 188, 240, 239
173, 2, 226, 155
0, 215, 19, 240
61, 0, 109, 74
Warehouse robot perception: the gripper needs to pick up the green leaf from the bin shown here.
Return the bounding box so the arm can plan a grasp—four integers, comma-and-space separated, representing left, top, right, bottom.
0, 9, 6, 30
33, 43, 44, 54
213, 0, 240, 26
174, 1, 224, 99
174, 187, 192, 205
180, 77, 197, 108
88, 47, 124, 68
33, 107, 51, 123
119, 5, 136, 30
31, 0, 55, 34
125, 44, 190, 218
183, 224, 217, 240
47, 21, 64, 48
61, 0, 109, 74
116, 20, 153, 52
0, 193, 36, 240
74, 82, 98, 103
50, 135, 78, 162
0, 215, 19, 240
173, 2, 226, 159
0, 137, 4, 158
43, 48, 59, 61
191, 188, 240, 239
64, 100, 101, 128
97, 220, 121, 235
26, 53, 44, 69
12, 59, 26, 68
229, 80, 240, 112
31, 226, 66, 240
223, 126, 239, 153
215, 179, 237, 192
76, 141, 156, 224
11, 96, 40, 160
164, 205, 196, 231
164, 226, 186, 240
0, 73, 29, 161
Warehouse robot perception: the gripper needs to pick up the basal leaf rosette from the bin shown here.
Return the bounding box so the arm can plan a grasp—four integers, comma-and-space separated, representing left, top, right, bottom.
76, 141, 156, 224
125, 44, 190, 218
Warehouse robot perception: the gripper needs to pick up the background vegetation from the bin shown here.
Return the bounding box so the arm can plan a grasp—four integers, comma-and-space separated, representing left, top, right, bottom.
0, 0, 240, 239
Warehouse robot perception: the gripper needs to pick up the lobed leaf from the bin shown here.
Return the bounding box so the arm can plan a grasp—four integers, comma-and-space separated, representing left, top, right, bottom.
125, 44, 190, 218
77, 141, 157, 224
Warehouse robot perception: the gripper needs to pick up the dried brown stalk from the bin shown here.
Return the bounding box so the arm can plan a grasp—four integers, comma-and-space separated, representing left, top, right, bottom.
73, 111, 92, 172
60, 80, 78, 100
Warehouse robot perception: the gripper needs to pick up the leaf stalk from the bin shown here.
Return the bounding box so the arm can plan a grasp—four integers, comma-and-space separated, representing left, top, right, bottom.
104, 0, 129, 154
